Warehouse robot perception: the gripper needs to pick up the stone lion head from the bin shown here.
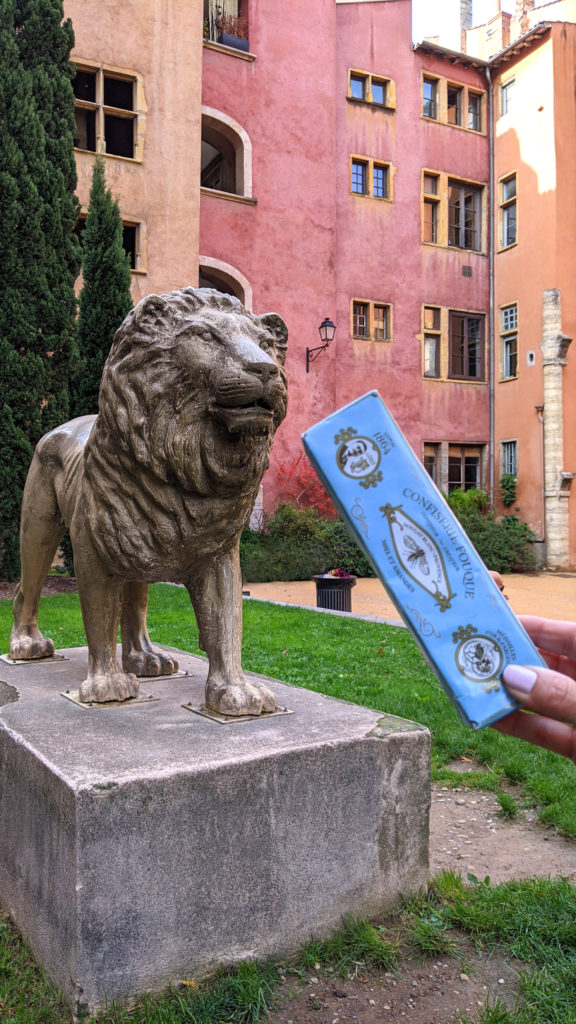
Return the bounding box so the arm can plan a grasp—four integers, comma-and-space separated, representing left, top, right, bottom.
82, 288, 288, 575
92, 287, 288, 494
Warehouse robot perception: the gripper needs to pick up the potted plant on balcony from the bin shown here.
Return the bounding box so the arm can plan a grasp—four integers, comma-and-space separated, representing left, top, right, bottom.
216, 13, 249, 52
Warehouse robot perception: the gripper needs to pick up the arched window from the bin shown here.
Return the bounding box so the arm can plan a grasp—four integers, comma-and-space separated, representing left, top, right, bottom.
201, 108, 252, 198
198, 258, 253, 309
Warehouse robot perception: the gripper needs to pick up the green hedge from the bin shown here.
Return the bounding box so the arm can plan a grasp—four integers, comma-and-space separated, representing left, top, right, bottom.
240, 504, 375, 582
240, 495, 538, 583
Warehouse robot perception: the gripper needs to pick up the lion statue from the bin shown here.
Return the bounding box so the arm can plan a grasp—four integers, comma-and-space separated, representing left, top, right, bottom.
10, 287, 288, 716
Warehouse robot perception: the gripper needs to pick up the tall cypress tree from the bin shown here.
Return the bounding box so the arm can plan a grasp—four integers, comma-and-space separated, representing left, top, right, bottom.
15, 0, 80, 432
0, 0, 79, 578
74, 157, 133, 416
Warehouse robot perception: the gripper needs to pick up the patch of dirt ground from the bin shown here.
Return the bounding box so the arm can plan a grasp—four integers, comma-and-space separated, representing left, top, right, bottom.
270, 944, 520, 1024
269, 777, 576, 1024
0, 577, 77, 600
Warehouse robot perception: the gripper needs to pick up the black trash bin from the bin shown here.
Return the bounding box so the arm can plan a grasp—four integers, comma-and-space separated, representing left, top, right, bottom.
313, 574, 357, 612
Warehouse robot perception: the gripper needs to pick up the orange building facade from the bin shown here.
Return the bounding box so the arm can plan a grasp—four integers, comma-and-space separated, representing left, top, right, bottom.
491, 21, 576, 568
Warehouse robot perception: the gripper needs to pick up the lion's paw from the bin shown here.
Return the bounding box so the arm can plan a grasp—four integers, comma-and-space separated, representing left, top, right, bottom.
79, 672, 139, 704
123, 650, 179, 678
205, 677, 278, 717
9, 631, 55, 661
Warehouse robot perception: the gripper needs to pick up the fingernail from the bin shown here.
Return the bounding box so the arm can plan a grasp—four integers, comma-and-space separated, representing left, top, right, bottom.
502, 665, 538, 694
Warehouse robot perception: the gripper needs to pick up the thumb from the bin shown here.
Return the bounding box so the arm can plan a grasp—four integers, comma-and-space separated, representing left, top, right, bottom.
503, 664, 576, 725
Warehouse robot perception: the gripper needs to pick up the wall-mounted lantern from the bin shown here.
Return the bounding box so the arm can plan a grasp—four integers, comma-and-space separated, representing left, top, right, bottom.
306, 317, 336, 373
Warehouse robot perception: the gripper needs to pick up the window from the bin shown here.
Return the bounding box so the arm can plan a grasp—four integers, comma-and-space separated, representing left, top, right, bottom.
501, 440, 518, 477
448, 180, 482, 251
350, 157, 392, 200
351, 160, 368, 195
422, 171, 485, 251
76, 215, 143, 271
373, 163, 389, 198
373, 304, 390, 340
422, 77, 438, 119
421, 74, 485, 133
370, 78, 387, 105
500, 78, 514, 115
348, 70, 396, 109
352, 301, 369, 338
423, 173, 439, 244
122, 224, 138, 269
201, 109, 253, 199
423, 306, 441, 377
449, 312, 485, 380
423, 443, 440, 483
468, 91, 482, 131
500, 304, 518, 379
447, 85, 463, 126
500, 174, 517, 248
448, 445, 482, 492
73, 65, 139, 159
351, 299, 392, 341
350, 74, 366, 101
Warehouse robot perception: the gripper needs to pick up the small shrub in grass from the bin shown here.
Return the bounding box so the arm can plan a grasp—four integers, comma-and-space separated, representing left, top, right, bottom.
497, 792, 518, 819
477, 999, 527, 1024
300, 918, 398, 976
406, 912, 458, 957
173, 961, 278, 1024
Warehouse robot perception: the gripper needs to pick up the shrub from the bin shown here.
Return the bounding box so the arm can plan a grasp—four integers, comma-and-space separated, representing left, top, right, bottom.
273, 453, 337, 519
240, 503, 375, 582
446, 487, 490, 515
453, 508, 537, 573
499, 473, 517, 508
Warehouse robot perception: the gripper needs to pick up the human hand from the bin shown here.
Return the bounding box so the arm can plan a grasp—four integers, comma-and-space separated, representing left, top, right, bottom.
492, 616, 576, 764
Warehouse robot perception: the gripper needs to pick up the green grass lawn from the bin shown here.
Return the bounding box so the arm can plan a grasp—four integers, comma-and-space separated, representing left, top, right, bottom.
2, 584, 573, 835
1, 872, 576, 1024
1, 586, 575, 1023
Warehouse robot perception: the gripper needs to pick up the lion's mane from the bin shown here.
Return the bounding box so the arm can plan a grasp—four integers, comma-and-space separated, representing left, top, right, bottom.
81, 287, 288, 580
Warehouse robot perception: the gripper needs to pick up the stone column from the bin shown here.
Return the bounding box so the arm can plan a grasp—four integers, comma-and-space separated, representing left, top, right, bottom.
540, 289, 573, 569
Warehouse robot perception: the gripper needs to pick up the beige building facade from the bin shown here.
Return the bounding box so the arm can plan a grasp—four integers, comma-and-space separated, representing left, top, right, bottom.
66, 0, 203, 304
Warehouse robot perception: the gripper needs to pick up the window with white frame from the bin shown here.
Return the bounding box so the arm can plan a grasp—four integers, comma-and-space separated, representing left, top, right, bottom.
501, 439, 518, 477
500, 78, 514, 115
501, 304, 518, 379
500, 174, 517, 248
468, 91, 482, 131
423, 306, 441, 377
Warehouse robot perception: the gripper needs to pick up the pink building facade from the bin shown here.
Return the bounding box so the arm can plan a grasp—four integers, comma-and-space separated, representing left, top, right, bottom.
200, 0, 491, 511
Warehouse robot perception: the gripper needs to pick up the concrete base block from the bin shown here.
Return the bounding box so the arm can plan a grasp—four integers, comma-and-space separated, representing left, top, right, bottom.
0, 647, 430, 1015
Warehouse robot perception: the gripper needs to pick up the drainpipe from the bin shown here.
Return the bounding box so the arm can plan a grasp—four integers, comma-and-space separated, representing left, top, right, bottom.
485, 65, 495, 506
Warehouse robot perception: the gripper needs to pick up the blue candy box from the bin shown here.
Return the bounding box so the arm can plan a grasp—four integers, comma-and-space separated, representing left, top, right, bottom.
302, 391, 544, 729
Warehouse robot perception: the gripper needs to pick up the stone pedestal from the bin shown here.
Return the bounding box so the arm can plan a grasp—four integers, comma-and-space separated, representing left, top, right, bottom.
0, 647, 430, 1015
